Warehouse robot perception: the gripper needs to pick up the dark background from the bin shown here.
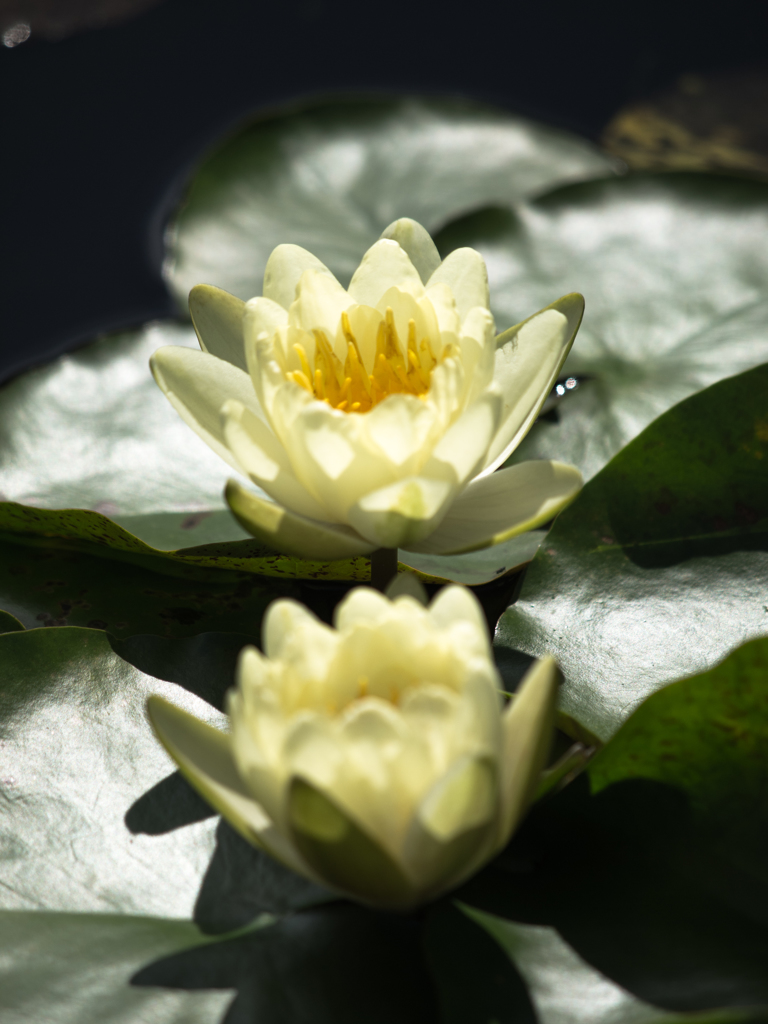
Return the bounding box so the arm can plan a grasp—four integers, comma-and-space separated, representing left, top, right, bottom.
2, 0, 767, 385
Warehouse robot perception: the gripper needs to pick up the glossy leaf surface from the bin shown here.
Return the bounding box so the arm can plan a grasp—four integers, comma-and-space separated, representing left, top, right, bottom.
436, 174, 768, 479
497, 362, 768, 739
166, 96, 614, 307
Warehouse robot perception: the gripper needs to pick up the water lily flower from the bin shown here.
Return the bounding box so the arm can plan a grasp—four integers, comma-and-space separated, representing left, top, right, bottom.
147, 581, 558, 910
151, 218, 583, 558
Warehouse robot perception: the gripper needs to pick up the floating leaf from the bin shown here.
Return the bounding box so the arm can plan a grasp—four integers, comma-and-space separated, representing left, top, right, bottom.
436, 174, 768, 480
497, 362, 768, 740
458, 636, 768, 1013
166, 96, 614, 307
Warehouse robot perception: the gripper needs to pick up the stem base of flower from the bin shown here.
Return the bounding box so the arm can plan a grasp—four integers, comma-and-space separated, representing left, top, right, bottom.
370, 548, 398, 592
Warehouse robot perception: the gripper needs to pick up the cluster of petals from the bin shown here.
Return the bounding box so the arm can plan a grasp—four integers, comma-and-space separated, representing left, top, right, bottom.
148, 582, 558, 909
151, 218, 584, 557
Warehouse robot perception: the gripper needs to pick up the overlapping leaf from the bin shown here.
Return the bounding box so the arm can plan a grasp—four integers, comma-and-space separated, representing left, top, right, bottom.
436, 173, 768, 479
497, 361, 768, 740
166, 96, 615, 306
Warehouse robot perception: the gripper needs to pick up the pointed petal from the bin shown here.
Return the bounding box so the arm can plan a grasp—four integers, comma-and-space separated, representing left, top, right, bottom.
425, 390, 502, 487
348, 475, 456, 550
225, 478, 375, 560
290, 269, 351, 348
403, 460, 582, 555
150, 346, 265, 471
222, 399, 329, 521
263, 243, 335, 311
427, 248, 490, 321
379, 218, 441, 283
287, 775, 418, 909
348, 238, 424, 305
497, 656, 559, 848
402, 756, 497, 894
189, 285, 248, 371
146, 695, 308, 875
479, 293, 584, 477
242, 295, 289, 346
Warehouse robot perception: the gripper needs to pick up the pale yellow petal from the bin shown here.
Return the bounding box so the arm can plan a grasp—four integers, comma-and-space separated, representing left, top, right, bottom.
146, 695, 308, 875
348, 475, 456, 549
222, 399, 328, 521
424, 390, 502, 487
427, 248, 490, 321
290, 269, 351, 349
348, 238, 424, 306
479, 293, 584, 476
403, 460, 583, 555
496, 656, 559, 848
189, 285, 248, 371
263, 243, 335, 311
379, 218, 441, 283
150, 345, 264, 472
225, 477, 376, 559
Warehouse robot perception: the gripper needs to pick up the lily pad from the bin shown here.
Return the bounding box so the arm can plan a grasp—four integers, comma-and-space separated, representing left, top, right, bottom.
0, 625, 331, 922
0, 910, 231, 1024
435, 173, 768, 480
497, 362, 768, 740
166, 95, 615, 308
457, 636, 768, 1013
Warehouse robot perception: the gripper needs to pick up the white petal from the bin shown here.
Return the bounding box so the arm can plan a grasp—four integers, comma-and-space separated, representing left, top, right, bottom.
379, 218, 441, 283
427, 248, 490, 321
348, 476, 456, 549
425, 391, 502, 486
365, 394, 439, 469
263, 243, 335, 311
290, 269, 351, 348
428, 585, 489, 644
497, 656, 559, 848
225, 477, 376, 560
334, 587, 393, 630
222, 399, 328, 521
479, 294, 584, 476
417, 754, 496, 842
243, 296, 289, 346
146, 696, 308, 876
283, 404, 399, 521
262, 599, 336, 664
150, 346, 264, 472
348, 238, 424, 306
403, 460, 583, 555
189, 285, 248, 371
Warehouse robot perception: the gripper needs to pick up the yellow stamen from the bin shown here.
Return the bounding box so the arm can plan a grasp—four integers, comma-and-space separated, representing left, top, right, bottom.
287, 308, 450, 414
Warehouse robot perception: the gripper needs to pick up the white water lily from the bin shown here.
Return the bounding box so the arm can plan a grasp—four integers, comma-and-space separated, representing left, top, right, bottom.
151, 218, 583, 558
147, 581, 558, 910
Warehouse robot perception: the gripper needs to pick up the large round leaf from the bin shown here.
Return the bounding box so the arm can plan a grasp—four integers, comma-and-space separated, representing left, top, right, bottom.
458, 636, 768, 1013
0, 626, 326, 919
165, 96, 615, 307
0, 321, 234, 516
496, 361, 768, 740
435, 173, 768, 479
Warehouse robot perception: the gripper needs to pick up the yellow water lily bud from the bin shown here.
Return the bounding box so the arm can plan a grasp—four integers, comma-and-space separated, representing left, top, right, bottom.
147, 582, 559, 910
151, 218, 583, 559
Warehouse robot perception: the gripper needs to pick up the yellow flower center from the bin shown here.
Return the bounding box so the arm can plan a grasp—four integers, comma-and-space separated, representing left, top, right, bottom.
286, 308, 450, 413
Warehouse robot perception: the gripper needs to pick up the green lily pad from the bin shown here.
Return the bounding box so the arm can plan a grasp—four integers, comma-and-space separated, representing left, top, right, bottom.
0, 910, 232, 1024
457, 636, 768, 1013
497, 361, 768, 740
462, 906, 763, 1024
0, 626, 329, 921
166, 95, 615, 308
435, 173, 768, 480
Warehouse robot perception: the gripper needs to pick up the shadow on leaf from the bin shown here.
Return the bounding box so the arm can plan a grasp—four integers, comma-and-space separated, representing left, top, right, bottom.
132, 902, 439, 1024
458, 775, 768, 1011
